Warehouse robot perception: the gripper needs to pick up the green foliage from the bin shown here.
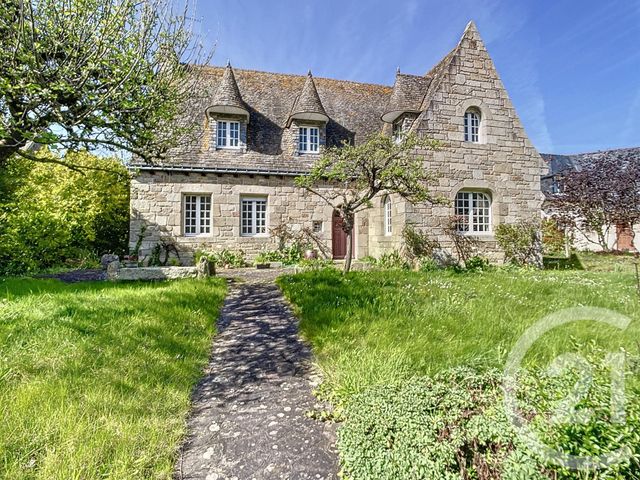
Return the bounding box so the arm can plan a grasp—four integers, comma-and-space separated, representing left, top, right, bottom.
544, 253, 584, 271
147, 238, 180, 266
0, 0, 209, 165
278, 269, 640, 403
255, 244, 303, 265
495, 221, 542, 266
543, 218, 567, 255
461, 255, 491, 272
195, 248, 246, 268
377, 250, 411, 270
0, 277, 227, 478
297, 258, 337, 271
402, 223, 441, 265
0, 152, 129, 275
339, 350, 640, 479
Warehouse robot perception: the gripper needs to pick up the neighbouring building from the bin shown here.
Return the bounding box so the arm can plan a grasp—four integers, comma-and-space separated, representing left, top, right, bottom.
129, 21, 543, 263
541, 147, 640, 252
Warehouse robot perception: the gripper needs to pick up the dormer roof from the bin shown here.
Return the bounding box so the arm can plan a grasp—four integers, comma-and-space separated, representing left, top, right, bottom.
381, 71, 432, 123
208, 62, 250, 119
287, 71, 329, 126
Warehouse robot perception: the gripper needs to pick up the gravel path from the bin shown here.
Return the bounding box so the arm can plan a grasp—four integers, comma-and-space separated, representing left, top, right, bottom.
177, 270, 338, 480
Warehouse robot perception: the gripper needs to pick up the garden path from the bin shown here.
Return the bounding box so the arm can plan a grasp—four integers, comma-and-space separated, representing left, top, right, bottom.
177, 269, 338, 480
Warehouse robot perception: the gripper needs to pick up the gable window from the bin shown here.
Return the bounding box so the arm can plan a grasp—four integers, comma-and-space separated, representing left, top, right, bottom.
464, 110, 480, 143
184, 194, 211, 236
392, 121, 403, 144
383, 196, 392, 236
217, 120, 240, 148
298, 126, 319, 153
241, 196, 267, 236
455, 191, 491, 233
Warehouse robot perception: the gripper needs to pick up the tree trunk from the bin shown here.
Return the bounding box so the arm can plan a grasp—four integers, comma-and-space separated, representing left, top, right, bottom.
344, 228, 353, 273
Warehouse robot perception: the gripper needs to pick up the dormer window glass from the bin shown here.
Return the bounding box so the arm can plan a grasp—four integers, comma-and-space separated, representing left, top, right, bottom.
217, 120, 240, 148
392, 121, 403, 144
299, 126, 319, 153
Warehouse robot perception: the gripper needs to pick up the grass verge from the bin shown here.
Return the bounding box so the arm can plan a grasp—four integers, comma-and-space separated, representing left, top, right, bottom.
0, 277, 226, 479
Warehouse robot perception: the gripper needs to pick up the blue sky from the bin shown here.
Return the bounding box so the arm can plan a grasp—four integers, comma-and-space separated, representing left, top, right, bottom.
191, 0, 640, 154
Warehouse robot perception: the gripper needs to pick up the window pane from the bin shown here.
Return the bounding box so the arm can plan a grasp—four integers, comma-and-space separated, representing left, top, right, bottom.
241, 200, 252, 235
217, 121, 227, 147
229, 122, 239, 147
310, 128, 319, 152
256, 200, 267, 234
200, 196, 211, 234
299, 127, 308, 152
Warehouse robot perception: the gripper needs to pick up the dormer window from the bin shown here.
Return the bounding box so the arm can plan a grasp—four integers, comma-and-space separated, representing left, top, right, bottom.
298, 126, 319, 153
217, 120, 240, 149
392, 121, 403, 144
464, 109, 480, 143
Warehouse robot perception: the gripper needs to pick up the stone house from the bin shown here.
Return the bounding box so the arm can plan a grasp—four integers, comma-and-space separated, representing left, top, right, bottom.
129, 21, 543, 263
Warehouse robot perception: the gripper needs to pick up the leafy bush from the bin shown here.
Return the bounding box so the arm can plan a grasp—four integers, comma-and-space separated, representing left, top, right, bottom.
542, 218, 568, 255
339, 347, 640, 479
495, 220, 542, 267
402, 224, 441, 264
377, 250, 411, 270
0, 151, 129, 275
444, 215, 480, 267
462, 255, 490, 272
195, 248, 246, 268
254, 244, 303, 265
418, 257, 440, 272
297, 258, 336, 271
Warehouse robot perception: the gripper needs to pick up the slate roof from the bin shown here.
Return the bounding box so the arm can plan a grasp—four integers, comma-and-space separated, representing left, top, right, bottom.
209, 62, 249, 117
381, 72, 432, 122
287, 71, 329, 126
135, 22, 478, 174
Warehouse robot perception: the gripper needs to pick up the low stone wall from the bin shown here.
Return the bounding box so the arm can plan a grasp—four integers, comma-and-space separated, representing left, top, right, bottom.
107, 263, 199, 281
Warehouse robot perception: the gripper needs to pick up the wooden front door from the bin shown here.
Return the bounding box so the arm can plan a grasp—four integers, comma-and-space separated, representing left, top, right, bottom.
616, 223, 636, 252
332, 211, 351, 260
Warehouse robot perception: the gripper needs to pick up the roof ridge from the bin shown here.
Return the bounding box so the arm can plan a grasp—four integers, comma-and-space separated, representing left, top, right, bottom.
198, 64, 393, 89
542, 146, 640, 156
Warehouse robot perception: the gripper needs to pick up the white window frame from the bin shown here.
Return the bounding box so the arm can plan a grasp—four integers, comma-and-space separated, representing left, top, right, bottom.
240, 196, 268, 237
298, 126, 320, 153
455, 191, 491, 233
464, 110, 480, 143
184, 194, 212, 236
383, 196, 392, 236
217, 120, 241, 149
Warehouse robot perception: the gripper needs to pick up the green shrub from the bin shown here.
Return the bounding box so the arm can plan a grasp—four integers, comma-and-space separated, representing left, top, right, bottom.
543, 218, 567, 255
402, 224, 441, 263
254, 244, 303, 265
297, 258, 336, 271
0, 151, 129, 275
463, 255, 490, 272
418, 257, 440, 272
195, 248, 246, 268
495, 220, 542, 267
377, 250, 411, 270
339, 347, 640, 479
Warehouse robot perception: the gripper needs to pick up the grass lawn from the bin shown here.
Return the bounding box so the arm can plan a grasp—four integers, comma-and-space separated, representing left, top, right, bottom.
278, 268, 640, 403
0, 277, 226, 479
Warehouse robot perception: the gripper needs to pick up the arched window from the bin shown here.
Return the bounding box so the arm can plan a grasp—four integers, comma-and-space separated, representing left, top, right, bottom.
455, 191, 491, 232
383, 196, 392, 236
464, 109, 481, 143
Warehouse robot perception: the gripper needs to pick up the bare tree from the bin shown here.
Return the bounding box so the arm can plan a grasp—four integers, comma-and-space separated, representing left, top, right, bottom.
0, 0, 211, 170
296, 133, 445, 273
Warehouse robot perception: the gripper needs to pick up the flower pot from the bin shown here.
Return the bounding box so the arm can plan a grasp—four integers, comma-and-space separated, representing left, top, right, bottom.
304, 249, 318, 260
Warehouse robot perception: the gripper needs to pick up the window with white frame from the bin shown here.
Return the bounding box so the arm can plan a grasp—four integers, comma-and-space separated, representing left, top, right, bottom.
383, 196, 392, 236
298, 126, 319, 153
184, 194, 211, 236
455, 191, 491, 233
464, 109, 480, 143
216, 120, 240, 148
241, 197, 267, 236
